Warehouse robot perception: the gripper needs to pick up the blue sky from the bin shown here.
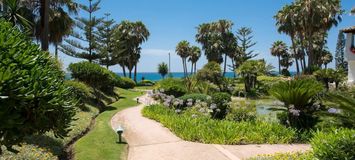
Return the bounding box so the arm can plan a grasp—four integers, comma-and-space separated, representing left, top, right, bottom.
55, 0, 355, 73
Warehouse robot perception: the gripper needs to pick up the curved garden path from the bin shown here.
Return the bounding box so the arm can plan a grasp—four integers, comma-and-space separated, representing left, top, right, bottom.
111, 93, 310, 160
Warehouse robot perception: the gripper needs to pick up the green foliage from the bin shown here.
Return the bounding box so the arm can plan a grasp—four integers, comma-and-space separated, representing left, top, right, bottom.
325, 93, 355, 128
1, 144, 57, 159
196, 62, 223, 85
0, 20, 76, 152
137, 80, 155, 86
157, 78, 187, 97
269, 78, 324, 129
311, 128, 355, 160
117, 77, 136, 89
179, 93, 209, 102
237, 60, 267, 94
158, 62, 169, 78
142, 105, 296, 144
210, 92, 232, 119
64, 80, 93, 110
249, 151, 314, 160
226, 100, 257, 122
313, 68, 346, 90
68, 61, 118, 93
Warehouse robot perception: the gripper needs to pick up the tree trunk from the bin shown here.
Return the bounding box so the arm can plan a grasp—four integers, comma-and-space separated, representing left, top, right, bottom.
278, 56, 281, 74
300, 57, 304, 71
182, 58, 185, 77
40, 0, 49, 51
295, 58, 300, 75
325, 64, 327, 69
55, 44, 58, 59
223, 53, 227, 76
134, 64, 137, 82
194, 63, 197, 74
191, 62, 193, 75
121, 65, 126, 77
129, 69, 132, 79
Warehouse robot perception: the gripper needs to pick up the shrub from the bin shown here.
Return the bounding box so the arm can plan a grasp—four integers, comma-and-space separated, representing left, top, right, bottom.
64, 80, 93, 110
196, 62, 223, 85
0, 20, 76, 152
137, 80, 155, 86
210, 92, 232, 119
157, 78, 187, 97
237, 60, 267, 93
269, 78, 324, 130
117, 77, 136, 89
142, 105, 296, 144
311, 128, 355, 160
68, 61, 118, 93
249, 151, 314, 160
226, 100, 257, 122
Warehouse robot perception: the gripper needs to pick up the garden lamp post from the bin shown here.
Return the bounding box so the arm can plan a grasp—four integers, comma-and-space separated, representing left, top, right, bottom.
116, 126, 124, 143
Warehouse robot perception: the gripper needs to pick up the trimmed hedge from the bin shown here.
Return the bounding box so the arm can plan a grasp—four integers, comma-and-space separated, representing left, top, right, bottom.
117, 77, 136, 89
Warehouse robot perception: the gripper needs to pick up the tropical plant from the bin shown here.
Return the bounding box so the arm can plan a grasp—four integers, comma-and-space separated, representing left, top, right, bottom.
0, 20, 76, 153
60, 0, 102, 62
176, 40, 191, 77
274, 0, 343, 73
188, 46, 201, 74
314, 68, 345, 90
320, 49, 333, 69
115, 20, 150, 82
237, 60, 266, 94
269, 78, 324, 129
157, 78, 187, 97
325, 93, 355, 127
270, 41, 288, 74
158, 62, 168, 79
0, 0, 34, 31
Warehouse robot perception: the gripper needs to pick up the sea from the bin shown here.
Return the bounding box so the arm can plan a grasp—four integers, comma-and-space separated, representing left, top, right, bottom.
117, 72, 236, 81
65, 71, 296, 81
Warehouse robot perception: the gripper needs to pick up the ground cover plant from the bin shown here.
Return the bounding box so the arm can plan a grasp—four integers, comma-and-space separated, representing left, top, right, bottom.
142, 104, 296, 144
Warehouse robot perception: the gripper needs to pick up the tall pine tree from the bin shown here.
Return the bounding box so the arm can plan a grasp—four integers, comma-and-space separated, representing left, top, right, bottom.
335, 31, 347, 71
60, 0, 102, 63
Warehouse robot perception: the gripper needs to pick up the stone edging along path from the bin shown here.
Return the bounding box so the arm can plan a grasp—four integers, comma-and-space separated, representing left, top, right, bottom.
110, 93, 310, 160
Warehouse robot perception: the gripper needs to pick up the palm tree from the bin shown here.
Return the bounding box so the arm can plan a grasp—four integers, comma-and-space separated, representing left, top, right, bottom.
188, 46, 201, 74
49, 8, 74, 59
176, 40, 190, 77
0, 0, 34, 31
275, 4, 301, 74
115, 21, 149, 82
158, 62, 168, 79
271, 41, 288, 74
351, 7, 355, 15
214, 20, 233, 75
321, 50, 333, 69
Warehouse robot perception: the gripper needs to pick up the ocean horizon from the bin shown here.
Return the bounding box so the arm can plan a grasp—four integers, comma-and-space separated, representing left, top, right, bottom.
65, 71, 296, 81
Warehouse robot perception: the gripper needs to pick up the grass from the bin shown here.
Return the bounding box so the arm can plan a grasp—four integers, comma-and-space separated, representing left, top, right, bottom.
134, 85, 155, 90
142, 104, 296, 144
73, 88, 142, 160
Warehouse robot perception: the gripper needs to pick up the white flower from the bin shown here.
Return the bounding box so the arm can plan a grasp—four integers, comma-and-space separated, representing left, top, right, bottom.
191, 114, 198, 118
289, 109, 300, 116
187, 101, 193, 107
175, 109, 182, 114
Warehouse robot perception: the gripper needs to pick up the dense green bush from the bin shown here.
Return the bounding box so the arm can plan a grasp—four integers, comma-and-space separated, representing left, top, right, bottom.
64, 80, 93, 110
249, 151, 314, 160
0, 20, 76, 152
226, 100, 257, 122
137, 80, 155, 86
68, 61, 118, 93
311, 128, 355, 160
157, 78, 187, 97
196, 62, 223, 85
210, 92, 232, 119
142, 105, 296, 144
117, 77, 136, 89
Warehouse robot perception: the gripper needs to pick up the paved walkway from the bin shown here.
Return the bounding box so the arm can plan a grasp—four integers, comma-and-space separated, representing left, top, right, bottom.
111, 94, 310, 160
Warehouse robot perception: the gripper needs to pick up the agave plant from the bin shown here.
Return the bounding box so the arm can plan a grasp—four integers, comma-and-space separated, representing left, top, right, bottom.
269, 78, 324, 129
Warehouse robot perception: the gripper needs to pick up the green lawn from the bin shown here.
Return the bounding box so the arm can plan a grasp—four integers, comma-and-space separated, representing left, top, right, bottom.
73, 88, 142, 160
